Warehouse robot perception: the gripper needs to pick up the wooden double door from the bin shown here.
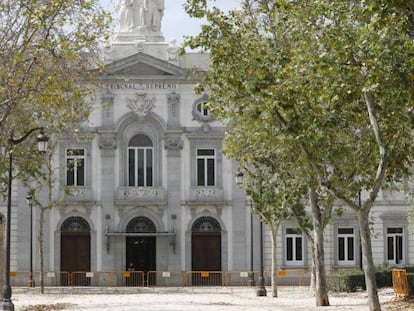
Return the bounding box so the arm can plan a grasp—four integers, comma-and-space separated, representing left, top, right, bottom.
61, 232, 91, 286
191, 232, 222, 285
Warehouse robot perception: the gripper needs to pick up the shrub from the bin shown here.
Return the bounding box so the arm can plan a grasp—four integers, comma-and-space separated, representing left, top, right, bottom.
407, 273, 414, 296
375, 270, 392, 288
327, 265, 414, 293
327, 271, 365, 292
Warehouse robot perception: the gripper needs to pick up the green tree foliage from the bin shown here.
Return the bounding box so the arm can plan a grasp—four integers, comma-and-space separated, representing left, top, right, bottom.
0, 0, 111, 176
184, 1, 414, 310
0, 0, 111, 295
239, 158, 308, 297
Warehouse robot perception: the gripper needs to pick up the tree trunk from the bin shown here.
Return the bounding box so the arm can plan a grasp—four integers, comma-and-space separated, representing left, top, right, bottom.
39, 208, 45, 294
310, 254, 316, 293
270, 224, 279, 297
313, 226, 329, 306
309, 187, 330, 306
0, 215, 5, 297
357, 208, 381, 311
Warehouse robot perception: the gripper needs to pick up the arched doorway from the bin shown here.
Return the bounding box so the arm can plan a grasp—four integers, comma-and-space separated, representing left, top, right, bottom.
126, 216, 156, 286
60, 216, 91, 286
191, 216, 222, 285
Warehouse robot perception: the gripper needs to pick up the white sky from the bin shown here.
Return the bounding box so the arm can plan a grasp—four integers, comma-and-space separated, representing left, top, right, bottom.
100, 0, 240, 44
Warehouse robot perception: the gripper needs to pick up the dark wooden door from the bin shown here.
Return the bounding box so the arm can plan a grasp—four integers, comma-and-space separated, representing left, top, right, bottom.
192, 232, 221, 285
61, 232, 90, 285
126, 237, 156, 286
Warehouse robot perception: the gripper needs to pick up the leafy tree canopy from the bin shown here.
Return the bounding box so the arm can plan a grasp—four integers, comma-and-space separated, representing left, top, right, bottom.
0, 0, 111, 186
185, 0, 414, 203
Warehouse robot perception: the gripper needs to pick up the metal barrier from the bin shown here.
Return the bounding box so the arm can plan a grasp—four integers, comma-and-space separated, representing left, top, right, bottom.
225, 271, 255, 286
269, 269, 309, 286
147, 271, 186, 287
122, 271, 145, 287
10, 271, 71, 287
10, 272, 31, 287
9, 270, 310, 287
186, 271, 224, 286
71, 272, 91, 286
41, 271, 70, 287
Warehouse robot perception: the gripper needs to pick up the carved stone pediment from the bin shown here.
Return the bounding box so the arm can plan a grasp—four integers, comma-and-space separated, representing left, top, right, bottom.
100, 52, 186, 77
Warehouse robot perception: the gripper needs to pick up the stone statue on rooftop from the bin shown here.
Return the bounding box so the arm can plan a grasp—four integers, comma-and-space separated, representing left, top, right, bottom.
115, 0, 164, 33
145, 0, 164, 32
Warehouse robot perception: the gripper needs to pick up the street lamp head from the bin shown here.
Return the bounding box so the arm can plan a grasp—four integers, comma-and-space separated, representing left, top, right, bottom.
235, 170, 244, 186
26, 195, 33, 206
36, 130, 48, 154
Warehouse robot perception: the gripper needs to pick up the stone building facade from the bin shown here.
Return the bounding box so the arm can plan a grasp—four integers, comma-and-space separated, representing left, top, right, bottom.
2, 3, 412, 287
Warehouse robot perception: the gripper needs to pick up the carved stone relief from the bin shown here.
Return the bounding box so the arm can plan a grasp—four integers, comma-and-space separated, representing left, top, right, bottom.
127, 90, 156, 120
167, 91, 180, 127
101, 90, 115, 126
165, 135, 183, 151
98, 134, 117, 150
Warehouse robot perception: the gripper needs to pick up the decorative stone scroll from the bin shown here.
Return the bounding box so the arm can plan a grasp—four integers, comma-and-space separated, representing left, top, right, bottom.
192, 94, 213, 122
98, 133, 117, 157
98, 134, 117, 150
165, 135, 183, 153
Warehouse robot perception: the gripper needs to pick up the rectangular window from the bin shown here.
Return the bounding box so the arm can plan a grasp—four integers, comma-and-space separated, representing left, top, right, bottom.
66, 149, 85, 186
128, 147, 153, 187
337, 228, 355, 265
128, 149, 135, 186
196, 149, 215, 186
387, 227, 404, 264
285, 228, 304, 265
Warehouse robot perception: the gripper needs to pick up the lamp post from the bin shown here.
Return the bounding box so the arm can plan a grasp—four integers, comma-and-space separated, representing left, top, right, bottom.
235, 171, 267, 296
26, 195, 34, 288
248, 200, 255, 287
235, 171, 255, 286
1, 128, 48, 311
256, 219, 267, 296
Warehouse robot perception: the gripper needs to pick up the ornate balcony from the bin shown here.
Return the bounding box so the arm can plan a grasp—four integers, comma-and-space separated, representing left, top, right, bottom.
188, 186, 224, 204
117, 187, 167, 205
65, 186, 93, 202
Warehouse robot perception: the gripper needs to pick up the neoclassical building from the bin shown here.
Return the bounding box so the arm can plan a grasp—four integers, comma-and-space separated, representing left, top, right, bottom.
3, 3, 412, 287
5, 4, 250, 286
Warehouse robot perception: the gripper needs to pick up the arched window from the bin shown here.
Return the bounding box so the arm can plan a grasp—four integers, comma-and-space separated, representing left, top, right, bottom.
192, 216, 221, 232
61, 216, 90, 232
128, 134, 153, 187
126, 217, 156, 233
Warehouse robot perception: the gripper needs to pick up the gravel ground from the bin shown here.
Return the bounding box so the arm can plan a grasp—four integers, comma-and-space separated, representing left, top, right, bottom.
9, 286, 409, 311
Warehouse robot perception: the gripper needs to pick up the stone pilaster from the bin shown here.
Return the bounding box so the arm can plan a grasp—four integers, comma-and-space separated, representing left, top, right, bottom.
98, 132, 117, 270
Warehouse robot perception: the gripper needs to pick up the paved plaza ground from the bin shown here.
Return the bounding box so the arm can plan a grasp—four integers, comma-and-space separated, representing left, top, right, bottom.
10, 286, 413, 311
